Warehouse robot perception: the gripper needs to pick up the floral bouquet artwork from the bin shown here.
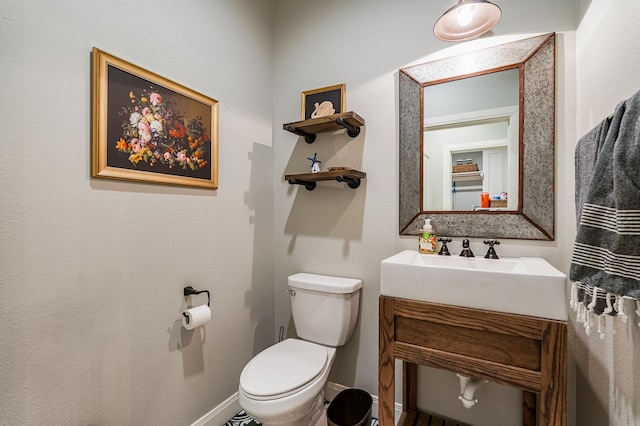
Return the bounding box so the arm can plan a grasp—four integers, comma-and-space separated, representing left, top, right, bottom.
92, 47, 218, 189
114, 89, 210, 172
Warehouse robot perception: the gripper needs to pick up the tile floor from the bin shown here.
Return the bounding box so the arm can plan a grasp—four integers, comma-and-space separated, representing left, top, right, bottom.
223, 410, 259, 426
223, 409, 379, 426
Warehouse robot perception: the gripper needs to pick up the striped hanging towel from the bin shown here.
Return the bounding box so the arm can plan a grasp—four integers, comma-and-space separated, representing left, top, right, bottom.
570, 89, 640, 329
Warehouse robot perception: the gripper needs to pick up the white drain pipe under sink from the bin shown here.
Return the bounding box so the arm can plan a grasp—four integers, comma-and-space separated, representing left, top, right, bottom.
457, 374, 487, 409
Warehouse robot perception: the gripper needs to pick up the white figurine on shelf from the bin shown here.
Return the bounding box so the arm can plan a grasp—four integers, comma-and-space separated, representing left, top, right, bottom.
308, 153, 321, 173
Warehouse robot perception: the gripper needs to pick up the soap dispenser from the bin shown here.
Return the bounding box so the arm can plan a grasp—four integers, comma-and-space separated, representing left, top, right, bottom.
419, 219, 437, 254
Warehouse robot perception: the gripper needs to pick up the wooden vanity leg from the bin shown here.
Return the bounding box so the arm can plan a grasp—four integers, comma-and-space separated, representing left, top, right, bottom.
522, 391, 537, 426
539, 321, 567, 425
379, 296, 396, 426
403, 361, 418, 412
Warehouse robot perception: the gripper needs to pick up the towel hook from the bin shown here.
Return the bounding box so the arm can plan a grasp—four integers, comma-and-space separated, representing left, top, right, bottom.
183, 286, 210, 307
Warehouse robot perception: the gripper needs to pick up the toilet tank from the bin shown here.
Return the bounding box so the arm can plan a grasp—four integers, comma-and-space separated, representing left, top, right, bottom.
288, 273, 362, 347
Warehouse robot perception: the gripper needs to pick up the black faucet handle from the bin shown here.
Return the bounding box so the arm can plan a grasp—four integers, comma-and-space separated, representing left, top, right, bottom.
459, 238, 474, 257
437, 237, 452, 256
483, 240, 500, 259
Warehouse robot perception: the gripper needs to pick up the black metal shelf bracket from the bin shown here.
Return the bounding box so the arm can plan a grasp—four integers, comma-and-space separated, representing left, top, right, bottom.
286, 125, 316, 144
336, 175, 361, 189
336, 117, 361, 138
288, 178, 317, 191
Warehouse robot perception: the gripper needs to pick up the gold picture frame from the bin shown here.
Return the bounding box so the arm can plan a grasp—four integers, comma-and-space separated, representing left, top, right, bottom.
91, 47, 219, 189
301, 84, 346, 120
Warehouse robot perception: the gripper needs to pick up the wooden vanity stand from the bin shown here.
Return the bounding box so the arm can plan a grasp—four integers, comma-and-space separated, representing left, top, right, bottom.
378, 296, 567, 426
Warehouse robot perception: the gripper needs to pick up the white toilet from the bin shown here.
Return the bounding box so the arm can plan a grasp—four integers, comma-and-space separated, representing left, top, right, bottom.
238, 273, 362, 426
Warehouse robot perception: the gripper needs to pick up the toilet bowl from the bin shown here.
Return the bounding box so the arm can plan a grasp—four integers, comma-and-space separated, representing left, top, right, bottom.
239, 339, 336, 425
238, 273, 362, 426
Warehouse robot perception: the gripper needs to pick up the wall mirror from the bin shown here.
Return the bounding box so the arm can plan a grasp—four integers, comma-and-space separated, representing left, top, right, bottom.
399, 33, 555, 240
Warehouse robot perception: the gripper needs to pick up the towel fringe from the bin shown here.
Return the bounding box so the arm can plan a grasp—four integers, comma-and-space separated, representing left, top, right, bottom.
576, 302, 584, 323
584, 310, 592, 336
597, 314, 605, 339
569, 282, 578, 309
604, 292, 614, 314
570, 282, 640, 336
616, 297, 628, 323
587, 286, 599, 310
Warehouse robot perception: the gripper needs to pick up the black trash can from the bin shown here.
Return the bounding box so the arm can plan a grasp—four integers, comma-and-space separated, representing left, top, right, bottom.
327, 388, 373, 426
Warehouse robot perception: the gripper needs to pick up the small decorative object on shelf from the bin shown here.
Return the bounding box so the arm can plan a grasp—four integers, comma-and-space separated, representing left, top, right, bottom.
481, 192, 490, 208
452, 163, 479, 173
301, 84, 345, 120
308, 153, 321, 173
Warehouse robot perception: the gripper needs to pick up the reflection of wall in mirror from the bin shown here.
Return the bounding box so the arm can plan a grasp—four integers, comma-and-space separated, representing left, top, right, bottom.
424, 68, 519, 118
422, 68, 519, 211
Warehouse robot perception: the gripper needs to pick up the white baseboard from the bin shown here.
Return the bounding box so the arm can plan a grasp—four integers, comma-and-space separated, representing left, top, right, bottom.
193, 382, 402, 426
191, 391, 241, 426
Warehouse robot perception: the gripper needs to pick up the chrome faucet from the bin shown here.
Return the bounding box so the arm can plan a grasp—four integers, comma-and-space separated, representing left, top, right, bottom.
483, 240, 500, 259
459, 239, 474, 257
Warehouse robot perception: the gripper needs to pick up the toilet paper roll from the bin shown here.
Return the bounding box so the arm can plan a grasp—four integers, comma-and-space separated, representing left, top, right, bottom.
181, 305, 211, 330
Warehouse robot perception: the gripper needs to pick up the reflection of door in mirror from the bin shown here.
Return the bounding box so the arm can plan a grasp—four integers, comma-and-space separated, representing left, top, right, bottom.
422, 68, 519, 212
451, 151, 484, 211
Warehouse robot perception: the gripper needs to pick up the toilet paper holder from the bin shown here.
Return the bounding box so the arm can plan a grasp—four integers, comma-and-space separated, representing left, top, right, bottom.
183, 286, 210, 308
182, 287, 212, 329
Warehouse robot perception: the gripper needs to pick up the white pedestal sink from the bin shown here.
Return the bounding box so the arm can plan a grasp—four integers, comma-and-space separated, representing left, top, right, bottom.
380, 250, 567, 321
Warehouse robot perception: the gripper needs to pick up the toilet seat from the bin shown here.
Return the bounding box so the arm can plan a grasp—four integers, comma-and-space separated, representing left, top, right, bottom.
239, 339, 329, 400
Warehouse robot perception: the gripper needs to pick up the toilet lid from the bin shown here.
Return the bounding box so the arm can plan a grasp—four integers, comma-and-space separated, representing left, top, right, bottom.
240, 339, 328, 398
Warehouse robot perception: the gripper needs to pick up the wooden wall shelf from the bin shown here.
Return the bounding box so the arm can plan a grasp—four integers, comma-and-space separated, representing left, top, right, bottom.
282, 111, 366, 191
451, 171, 484, 182
283, 111, 365, 143
285, 169, 366, 191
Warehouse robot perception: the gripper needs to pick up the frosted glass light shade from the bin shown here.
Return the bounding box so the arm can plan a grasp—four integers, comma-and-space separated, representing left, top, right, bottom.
434, 0, 502, 41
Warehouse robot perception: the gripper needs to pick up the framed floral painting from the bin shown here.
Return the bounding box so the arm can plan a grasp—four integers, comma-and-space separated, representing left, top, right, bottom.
91, 47, 219, 189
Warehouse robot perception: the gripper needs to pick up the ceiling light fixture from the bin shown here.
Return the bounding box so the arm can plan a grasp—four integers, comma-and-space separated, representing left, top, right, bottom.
433, 0, 502, 42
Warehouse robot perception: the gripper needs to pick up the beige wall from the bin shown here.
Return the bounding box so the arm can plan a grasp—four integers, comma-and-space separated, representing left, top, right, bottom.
0, 1, 275, 425
271, 1, 631, 425
272, 1, 577, 425
575, 0, 640, 424
2, 0, 639, 425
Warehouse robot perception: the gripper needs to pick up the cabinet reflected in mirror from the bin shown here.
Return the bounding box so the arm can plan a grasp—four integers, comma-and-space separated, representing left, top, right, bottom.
423, 68, 519, 211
